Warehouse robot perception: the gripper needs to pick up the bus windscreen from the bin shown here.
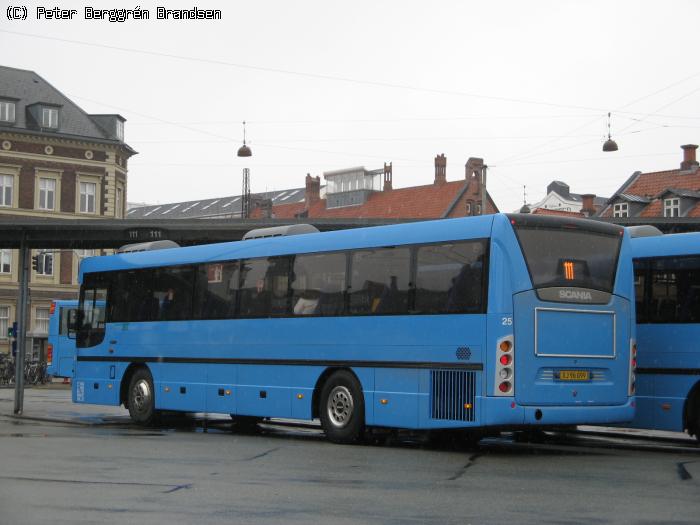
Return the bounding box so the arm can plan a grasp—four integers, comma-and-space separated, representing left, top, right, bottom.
509, 217, 623, 293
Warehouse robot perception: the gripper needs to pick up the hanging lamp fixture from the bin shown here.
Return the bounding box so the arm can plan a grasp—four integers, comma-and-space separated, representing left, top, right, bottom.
237, 121, 252, 157
602, 112, 618, 152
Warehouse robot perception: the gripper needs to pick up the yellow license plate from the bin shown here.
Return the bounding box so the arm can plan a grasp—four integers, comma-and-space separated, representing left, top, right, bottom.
557, 370, 590, 381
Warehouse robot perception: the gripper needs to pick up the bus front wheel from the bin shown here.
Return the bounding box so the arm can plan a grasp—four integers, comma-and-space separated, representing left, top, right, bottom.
128, 368, 156, 425
319, 370, 365, 444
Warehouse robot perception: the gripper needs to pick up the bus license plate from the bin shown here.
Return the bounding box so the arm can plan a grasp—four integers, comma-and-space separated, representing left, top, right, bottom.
557, 370, 590, 381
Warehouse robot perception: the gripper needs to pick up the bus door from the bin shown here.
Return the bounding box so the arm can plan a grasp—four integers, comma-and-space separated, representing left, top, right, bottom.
508, 217, 632, 407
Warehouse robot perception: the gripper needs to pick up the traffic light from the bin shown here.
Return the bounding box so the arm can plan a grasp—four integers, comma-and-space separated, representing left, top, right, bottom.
31, 254, 40, 272
44, 255, 52, 275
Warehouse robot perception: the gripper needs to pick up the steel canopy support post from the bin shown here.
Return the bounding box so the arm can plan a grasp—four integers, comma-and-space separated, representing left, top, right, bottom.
13, 240, 29, 414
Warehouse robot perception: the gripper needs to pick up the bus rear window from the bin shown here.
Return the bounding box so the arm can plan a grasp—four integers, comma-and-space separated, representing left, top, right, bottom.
509, 216, 622, 293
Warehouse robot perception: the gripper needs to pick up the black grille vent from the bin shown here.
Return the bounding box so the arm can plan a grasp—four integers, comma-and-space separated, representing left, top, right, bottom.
430, 369, 476, 422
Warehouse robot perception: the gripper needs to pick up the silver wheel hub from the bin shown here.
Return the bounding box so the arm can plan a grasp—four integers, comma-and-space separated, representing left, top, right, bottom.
132, 379, 151, 413
327, 385, 354, 428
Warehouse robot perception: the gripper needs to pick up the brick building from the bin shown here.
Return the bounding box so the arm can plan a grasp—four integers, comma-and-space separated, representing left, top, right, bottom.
0, 65, 135, 359
599, 144, 700, 219
253, 155, 498, 220
129, 154, 498, 222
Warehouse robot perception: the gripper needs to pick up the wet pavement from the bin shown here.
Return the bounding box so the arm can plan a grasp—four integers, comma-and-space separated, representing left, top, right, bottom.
1, 387, 699, 524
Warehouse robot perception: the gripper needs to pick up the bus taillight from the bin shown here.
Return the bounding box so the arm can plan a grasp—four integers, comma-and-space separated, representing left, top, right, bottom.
47, 343, 53, 365
50, 302, 56, 315
495, 335, 515, 397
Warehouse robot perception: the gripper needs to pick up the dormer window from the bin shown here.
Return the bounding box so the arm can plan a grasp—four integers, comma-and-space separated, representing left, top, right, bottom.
0, 101, 15, 123
115, 119, 124, 141
613, 202, 628, 218
664, 198, 680, 217
42, 107, 58, 129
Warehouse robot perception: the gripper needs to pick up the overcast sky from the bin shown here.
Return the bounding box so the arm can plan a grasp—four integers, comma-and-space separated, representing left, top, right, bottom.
3, 0, 699, 212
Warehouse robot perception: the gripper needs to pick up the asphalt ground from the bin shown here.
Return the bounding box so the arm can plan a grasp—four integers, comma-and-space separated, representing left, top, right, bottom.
0, 387, 699, 525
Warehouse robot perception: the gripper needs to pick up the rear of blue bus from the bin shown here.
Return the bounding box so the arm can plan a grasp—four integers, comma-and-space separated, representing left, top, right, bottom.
46, 300, 78, 379
486, 214, 636, 427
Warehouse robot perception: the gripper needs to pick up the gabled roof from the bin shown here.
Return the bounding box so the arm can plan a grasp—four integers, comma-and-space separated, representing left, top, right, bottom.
126, 188, 306, 219
601, 164, 700, 218
0, 65, 132, 149
622, 169, 700, 199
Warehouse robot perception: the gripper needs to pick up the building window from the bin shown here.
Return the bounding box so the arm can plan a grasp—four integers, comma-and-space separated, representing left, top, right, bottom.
0, 174, 12, 207
35, 307, 49, 334
466, 202, 472, 215
35, 252, 53, 276
0, 101, 15, 123
475, 203, 482, 215
116, 186, 123, 218
76, 249, 94, 259
79, 181, 96, 213
116, 120, 124, 141
42, 107, 58, 129
0, 249, 11, 273
613, 202, 629, 218
0, 306, 8, 340
38, 178, 56, 210
664, 198, 680, 218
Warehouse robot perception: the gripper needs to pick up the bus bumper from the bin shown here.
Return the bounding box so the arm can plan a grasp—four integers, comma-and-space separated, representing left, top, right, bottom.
481, 397, 635, 427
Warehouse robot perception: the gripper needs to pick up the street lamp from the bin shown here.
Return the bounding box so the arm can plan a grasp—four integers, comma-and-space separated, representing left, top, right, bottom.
237, 120, 252, 157
602, 112, 618, 152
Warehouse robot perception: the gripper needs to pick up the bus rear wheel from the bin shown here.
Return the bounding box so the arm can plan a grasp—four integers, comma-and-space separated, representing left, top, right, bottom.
319, 370, 365, 444
128, 368, 156, 425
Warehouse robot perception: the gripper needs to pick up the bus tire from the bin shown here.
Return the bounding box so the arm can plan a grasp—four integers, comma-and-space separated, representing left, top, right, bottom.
319, 370, 365, 444
127, 368, 156, 425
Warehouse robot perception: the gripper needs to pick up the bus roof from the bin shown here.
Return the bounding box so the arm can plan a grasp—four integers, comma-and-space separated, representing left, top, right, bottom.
631, 230, 700, 259
79, 214, 500, 279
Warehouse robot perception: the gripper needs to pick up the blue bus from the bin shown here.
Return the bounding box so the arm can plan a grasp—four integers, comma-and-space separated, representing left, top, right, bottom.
73, 214, 636, 443
630, 230, 700, 440
47, 300, 78, 379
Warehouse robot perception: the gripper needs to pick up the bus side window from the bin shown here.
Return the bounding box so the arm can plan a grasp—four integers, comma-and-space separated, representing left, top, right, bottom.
647, 256, 700, 324
195, 262, 239, 319
77, 274, 109, 348
291, 252, 346, 317
415, 241, 487, 314
349, 247, 411, 315
239, 258, 272, 317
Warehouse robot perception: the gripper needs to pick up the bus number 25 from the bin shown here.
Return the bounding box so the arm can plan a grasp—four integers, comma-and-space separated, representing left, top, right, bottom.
501, 317, 513, 326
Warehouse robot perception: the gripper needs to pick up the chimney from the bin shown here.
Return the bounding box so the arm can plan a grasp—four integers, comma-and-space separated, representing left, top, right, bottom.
465, 157, 484, 182
681, 144, 699, 170
383, 162, 393, 191
256, 198, 274, 219
305, 174, 320, 207
581, 194, 596, 217
434, 154, 447, 185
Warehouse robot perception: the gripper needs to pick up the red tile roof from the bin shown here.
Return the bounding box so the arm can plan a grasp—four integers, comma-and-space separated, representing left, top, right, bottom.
605, 164, 700, 218
257, 179, 498, 219
688, 202, 700, 218
625, 169, 700, 199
